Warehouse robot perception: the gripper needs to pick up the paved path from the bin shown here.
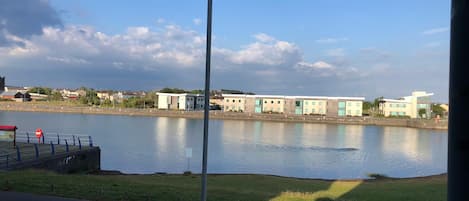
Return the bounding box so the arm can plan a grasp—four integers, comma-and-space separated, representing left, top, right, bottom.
0, 191, 87, 201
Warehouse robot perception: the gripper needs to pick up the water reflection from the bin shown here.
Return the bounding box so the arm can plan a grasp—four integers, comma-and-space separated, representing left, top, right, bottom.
0, 111, 448, 179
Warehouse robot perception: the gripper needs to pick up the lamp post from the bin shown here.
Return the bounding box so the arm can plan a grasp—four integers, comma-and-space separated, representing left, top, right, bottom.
201, 0, 212, 200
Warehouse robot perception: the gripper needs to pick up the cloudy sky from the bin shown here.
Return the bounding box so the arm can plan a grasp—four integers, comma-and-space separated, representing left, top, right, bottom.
0, 0, 450, 101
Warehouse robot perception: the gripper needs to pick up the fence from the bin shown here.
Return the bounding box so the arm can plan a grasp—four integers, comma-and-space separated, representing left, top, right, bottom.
0, 131, 94, 170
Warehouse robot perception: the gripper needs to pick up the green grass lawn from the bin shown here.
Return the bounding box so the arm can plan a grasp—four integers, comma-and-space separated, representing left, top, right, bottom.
0, 170, 447, 201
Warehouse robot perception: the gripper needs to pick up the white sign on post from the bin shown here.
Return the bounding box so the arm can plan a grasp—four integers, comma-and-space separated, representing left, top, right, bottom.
185, 148, 192, 158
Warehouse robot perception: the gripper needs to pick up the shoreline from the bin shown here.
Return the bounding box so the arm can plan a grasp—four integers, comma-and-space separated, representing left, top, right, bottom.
95, 169, 448, 181
0, 102, 448, 130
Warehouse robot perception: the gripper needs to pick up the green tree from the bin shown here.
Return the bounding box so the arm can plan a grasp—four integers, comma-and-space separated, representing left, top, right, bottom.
431, 104, 445, 117
48, 91, 63, 101
27, 87, 52, 95
363, 101, 372, 111
418, 108, 427, 118
159, 88, 186, 93
373, 96, 383, 108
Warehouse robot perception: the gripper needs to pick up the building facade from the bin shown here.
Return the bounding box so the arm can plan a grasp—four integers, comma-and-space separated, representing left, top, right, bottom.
221, 94, 365, 117
157, 93, 205, 111
378, 91, 433, 118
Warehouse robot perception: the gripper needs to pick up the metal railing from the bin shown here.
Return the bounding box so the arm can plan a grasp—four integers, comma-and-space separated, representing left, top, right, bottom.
0, 132, 95, 170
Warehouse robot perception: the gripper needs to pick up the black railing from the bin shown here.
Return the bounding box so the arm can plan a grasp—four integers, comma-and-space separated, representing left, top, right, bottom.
0, 132, 95, 170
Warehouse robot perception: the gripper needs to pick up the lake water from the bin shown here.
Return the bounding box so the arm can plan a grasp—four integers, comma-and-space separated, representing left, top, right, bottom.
0, 111, 447, 179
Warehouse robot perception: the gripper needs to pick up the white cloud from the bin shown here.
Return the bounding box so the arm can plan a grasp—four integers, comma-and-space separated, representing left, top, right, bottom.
315, 37, 348, 44
253, 33, 275, 43
325, 48, 346, 57
193, 18, 201, 26
422, 27, 449, 35
297, 61, 334, 69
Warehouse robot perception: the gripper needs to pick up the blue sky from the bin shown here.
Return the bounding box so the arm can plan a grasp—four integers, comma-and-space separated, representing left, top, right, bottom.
0, 0, 450, 101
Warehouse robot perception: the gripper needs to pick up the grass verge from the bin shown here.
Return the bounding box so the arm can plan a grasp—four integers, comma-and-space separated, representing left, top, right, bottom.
0, 170, 446, 201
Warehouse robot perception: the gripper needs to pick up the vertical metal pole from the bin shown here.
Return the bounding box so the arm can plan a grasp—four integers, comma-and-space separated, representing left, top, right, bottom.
34, 144, 39, 159
89, 136, 93, 147
201, 0, 212, 200
42, 134, 45, 144
449, 1, 469, 201
50, 141, 55, 155
73, 135, 76, 146
57, 133, 60, 145
78, 137, 82, 150
27, 132, 30, 144
65, 139, 69, 152
16, 146, 21, 161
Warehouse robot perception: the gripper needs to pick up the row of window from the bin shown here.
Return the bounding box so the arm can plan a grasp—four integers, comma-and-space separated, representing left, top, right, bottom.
388, 103, 407, 108
390, 111, 406, 116
304, 101, 323, 106
226, 99, 243, 103
264, 100, 282, 104
304, 108, 324, 114
347, 102, 361, 107
346, 110, 361, 115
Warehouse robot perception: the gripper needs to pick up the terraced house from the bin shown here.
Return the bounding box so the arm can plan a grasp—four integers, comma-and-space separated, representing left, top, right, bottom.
221, 94, 365, 117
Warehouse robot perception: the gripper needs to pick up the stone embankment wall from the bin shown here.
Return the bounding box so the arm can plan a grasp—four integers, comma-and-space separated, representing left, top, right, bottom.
0, 102, 447, 130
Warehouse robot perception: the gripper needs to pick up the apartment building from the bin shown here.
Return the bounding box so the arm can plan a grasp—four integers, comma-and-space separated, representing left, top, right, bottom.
223, 94, 246, 112
157, 93, 204, 111
221, 94, 365, 117
378, 91, 433, 118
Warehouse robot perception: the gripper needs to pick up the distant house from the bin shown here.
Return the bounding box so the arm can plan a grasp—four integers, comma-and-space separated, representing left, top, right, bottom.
96, 91, 111, 100
0, 91, 31, 102
4, 85, 28, 93
60, 89, 80, 100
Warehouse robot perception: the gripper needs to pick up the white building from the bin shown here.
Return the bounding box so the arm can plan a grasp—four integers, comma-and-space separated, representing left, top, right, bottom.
379, 91, 434, 118
157, 93, 205, 111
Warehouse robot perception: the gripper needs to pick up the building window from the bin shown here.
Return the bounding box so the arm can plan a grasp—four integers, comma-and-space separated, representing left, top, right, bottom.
233, 100, 235, 103
389, 104, 393, 108
318, 102, 322, 106
305, 108, 309, 113
305, 101, 308, 105
271, 101, 274, 104
348, 102, 351, 106
312, 101, 315, 105
264, 101, 267, 104
356, 102, 360, 106
278, 101, 280, 104
295, 101, 301, 107
312, 109, 315, 113
225, 106, 228, 110
226, 99, 229, 102
239, 100, 242, 103
347, 110, 351, 114
319, 109, 323, 113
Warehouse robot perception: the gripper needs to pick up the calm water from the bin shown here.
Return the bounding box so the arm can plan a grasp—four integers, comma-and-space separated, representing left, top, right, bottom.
0, 111, 447, 179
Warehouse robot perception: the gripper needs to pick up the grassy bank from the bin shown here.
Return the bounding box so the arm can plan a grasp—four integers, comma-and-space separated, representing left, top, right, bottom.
0, 170, 447, 201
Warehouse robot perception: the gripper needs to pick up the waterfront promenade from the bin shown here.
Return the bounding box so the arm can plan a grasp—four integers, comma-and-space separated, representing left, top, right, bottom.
0, 102, 448, 129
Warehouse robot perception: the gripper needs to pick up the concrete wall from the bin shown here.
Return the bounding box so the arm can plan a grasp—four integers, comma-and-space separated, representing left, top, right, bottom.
326, 100, 338, 117
245, 97, 255, 113
284, 98, 296, 115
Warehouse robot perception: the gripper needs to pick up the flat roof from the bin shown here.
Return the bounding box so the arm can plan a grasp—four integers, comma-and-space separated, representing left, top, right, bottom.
221, 94, 365, 100
157, 92, 204, 97
380, 99, 411, 103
